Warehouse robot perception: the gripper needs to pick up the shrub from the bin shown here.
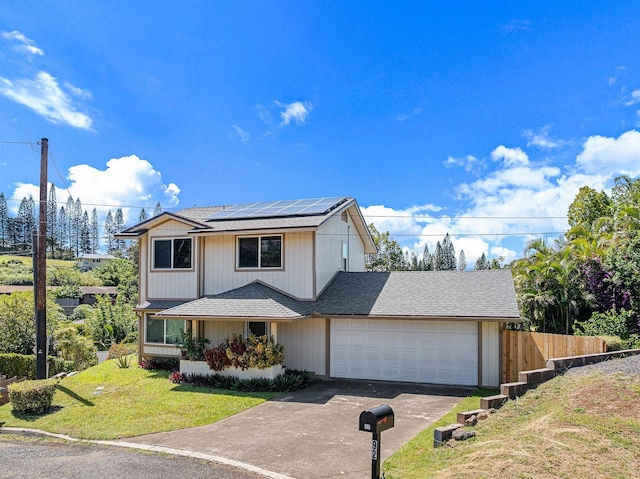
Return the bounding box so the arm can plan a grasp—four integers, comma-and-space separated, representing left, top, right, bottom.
53, 323, 98, 371
0, 353, 74, 379
178, 369, 312, 392
204, 335, 284, 372
180, 328, 209, 361
9, 378, 58, 415
138, 357, 179, 371
599, 336, 623, 352
107, 342, 137, 360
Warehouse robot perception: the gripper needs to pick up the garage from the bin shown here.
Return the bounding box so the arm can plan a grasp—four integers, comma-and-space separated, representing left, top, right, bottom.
330, 318, 478, 386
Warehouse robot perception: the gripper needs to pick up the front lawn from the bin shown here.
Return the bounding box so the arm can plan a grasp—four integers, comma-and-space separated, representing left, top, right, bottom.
0, 359, 278, 440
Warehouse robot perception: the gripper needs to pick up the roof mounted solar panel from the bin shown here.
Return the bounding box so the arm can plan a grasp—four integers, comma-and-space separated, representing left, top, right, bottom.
206, 196, 349, 221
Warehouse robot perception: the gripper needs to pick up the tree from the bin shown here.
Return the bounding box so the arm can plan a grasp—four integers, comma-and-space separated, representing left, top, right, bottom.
16, 196, 36, 250
80, 211, 91, 254
58, 206, 69, 258
52, 323, 98, 370
84, 295, 137, 350
422, 244, 433, 271
365, 224, 405, 271
153, 202, 162, 216
65, 195, 75, 255
113, 208, 126, 252
90, 208, 99, 253
433, 241, 444, 270
0, 292, 64, 354
104, 211, 115, 252
441, 233, 456, 270
139, 208, 147, 223
567, 186, 611, 229
474, 253, 489, 270
93, 258, 138, 303
47, 183, 58, 255
0, 193, 8, 248
458, 250, 466, 271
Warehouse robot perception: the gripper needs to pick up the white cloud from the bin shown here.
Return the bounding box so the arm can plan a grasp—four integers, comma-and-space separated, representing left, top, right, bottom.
231, 125, 250, 144
502, 19, 533, 34
444, 154, 483, 173
2, 30, 44, 56
523, 127, 560, 149
10, 155, 180, 226
491, 145, 529, 166
276, 101, 313, 126
576, 130, 640, 177
396, 106, 423, 122
624, 89, 640, 106
0, 71, 93, 129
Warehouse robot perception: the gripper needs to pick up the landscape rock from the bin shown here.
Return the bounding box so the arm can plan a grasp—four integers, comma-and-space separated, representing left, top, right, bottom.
477, 411, 489, 420
452, 429, 476, 441
464, 415, 478, 426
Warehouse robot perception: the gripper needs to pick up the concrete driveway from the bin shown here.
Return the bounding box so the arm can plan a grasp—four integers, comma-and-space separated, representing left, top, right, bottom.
123, 379, 471, 479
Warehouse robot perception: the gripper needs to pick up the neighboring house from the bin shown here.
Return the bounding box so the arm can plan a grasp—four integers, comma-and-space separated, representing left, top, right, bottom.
0, 285, 117, 314
76, 253, 117, 271
117, 196, 520, 387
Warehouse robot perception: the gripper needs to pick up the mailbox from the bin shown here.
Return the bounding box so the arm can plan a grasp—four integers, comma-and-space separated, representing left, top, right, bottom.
359, 404, 394, 434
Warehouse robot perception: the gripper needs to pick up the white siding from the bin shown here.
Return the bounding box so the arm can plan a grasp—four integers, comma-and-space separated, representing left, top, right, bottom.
202, 232, 314, 299
202, 320, 245, 345
142, 345, 181, 357
481, 322, 501, 388
315, 210, 366, 294
278, 318, 326, 375
146, 220, 199, 300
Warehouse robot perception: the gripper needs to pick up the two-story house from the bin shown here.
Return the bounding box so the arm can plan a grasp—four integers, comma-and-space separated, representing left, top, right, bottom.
117, 196, 520, 388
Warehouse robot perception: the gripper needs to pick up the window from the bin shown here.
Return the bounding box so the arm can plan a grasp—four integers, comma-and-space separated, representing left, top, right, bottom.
146, 315, 184, 345
237, 235, 282, 269
153, 238, 192, 269
247, 321, 268, 337
342, 241, 349, 271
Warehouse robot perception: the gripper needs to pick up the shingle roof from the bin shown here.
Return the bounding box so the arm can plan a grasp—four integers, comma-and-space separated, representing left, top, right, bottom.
153, 270, 520, 321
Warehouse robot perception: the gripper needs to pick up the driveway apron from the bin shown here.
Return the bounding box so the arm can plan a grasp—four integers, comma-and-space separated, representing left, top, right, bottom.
122, 379, 470, 479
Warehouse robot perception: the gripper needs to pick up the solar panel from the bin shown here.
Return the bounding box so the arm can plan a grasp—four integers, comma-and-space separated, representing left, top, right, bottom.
206, 196, 349, 221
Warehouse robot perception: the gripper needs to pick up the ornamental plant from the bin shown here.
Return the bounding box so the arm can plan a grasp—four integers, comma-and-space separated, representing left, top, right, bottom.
9, 378, 58, 415
203, 334, 285, 372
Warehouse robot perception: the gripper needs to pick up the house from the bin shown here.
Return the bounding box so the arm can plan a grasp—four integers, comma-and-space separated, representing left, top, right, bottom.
117, 196, 520, 387
76, 253, 117, 271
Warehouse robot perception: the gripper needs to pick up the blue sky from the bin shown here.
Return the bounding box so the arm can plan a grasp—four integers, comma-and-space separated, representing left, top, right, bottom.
2, 1, 640, 265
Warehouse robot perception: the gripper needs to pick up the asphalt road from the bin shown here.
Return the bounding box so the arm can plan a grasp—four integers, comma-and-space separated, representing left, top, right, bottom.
0, 436, 263, 479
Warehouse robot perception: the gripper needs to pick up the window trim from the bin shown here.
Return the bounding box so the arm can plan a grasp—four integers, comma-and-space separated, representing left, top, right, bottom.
246, 321, 270, 338
151, 237, 193, 271
236, 234, 283, 270
145, 315, 185, 346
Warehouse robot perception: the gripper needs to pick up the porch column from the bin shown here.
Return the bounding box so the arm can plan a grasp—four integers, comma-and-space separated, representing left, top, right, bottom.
270, 322, 278, 343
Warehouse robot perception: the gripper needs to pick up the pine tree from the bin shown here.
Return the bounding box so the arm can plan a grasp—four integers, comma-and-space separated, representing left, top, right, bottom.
90, 208, 99, 253
104, 211, 115, 252
434, 241, 444, 270
73, 198, 83, 257
475, 253, 490, 270
65, 196, 75, 255
458, 250, 467, 271
16, 196, 35, 250
422, 244, 433, 271
139, 208, 147, 223
153, 202, 162, 216
80, 211, 91, 254
0, 193, 8, 249
58, 207, 68, 257
47, 184, 58, 255
441, 233, 457, 270
114, 208, 125, 252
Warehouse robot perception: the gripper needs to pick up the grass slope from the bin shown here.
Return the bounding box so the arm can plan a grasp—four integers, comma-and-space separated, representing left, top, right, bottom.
384, 372, 640, 478
0, 359, 278, 440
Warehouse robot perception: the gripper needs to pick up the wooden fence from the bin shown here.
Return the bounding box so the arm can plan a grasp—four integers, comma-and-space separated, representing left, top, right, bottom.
0, 375, 25, 406
502, 331, 606, 383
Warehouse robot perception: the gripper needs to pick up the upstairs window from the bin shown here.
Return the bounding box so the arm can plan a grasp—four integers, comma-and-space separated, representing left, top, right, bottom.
153, 238, 192, 269
237, 235, 282, 269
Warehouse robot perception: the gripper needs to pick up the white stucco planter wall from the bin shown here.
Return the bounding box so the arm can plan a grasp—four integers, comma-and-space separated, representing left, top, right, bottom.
180, 360, 284, 379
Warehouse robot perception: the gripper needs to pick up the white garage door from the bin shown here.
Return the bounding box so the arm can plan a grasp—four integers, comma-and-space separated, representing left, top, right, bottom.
330, 319, 478, 386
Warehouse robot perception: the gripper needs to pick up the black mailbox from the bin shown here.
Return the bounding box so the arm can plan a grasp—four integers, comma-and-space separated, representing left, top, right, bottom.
359, 404, 394, 434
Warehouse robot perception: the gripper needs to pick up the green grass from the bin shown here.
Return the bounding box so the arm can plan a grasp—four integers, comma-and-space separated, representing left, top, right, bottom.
383, 389, 496, 478
0, 358, 278, 440
383, 373, 640, 479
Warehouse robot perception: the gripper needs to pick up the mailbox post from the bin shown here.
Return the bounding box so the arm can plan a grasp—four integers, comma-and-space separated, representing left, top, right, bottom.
359, 404, 394, 479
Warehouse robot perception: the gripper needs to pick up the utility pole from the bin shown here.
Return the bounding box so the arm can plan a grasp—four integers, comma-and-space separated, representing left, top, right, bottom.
35, 138, 48, 379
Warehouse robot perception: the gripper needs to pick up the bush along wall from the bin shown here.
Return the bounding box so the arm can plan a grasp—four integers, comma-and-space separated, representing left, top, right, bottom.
172, 368, 312, 393
0, 353, 75, 379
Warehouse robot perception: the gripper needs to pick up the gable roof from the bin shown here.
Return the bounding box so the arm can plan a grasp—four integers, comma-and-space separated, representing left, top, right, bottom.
153, 270, 520, 321
116, 196, 377, 253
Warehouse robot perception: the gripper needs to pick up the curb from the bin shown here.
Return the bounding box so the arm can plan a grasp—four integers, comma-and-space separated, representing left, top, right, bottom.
0, 427, 295, 479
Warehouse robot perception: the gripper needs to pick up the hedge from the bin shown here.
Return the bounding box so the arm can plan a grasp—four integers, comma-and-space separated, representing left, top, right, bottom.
0, 353, 74, 379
